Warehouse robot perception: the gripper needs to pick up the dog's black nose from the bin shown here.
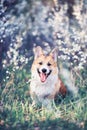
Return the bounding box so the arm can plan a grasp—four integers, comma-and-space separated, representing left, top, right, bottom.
42, 68, 47, 73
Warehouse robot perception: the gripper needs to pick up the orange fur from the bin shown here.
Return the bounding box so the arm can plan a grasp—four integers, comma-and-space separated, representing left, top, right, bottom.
58, 78, 67, 96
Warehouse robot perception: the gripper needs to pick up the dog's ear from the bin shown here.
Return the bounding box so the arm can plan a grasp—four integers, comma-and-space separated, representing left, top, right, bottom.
50, 47, 58, 62
33, 46, 44, 59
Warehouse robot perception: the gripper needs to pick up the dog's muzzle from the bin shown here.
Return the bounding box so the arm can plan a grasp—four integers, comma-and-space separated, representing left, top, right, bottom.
37, 69, 52, 82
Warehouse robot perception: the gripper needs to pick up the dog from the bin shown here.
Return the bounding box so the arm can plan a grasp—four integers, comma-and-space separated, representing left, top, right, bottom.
30, 46, 67, 108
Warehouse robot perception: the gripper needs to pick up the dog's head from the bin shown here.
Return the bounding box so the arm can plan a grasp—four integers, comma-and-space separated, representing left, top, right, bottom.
31, 46, 58, 83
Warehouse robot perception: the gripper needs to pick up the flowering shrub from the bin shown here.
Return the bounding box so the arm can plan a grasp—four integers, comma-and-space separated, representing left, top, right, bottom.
0, 0, 86, 72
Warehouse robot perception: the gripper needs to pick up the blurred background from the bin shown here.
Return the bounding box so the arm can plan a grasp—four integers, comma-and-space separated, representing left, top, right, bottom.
0, 0, 87, 72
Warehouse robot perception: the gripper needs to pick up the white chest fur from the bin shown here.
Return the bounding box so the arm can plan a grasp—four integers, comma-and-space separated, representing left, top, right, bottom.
30, 75, 58, 98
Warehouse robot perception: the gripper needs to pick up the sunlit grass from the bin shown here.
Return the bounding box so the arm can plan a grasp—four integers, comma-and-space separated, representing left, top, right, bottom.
0, 65, 87, 130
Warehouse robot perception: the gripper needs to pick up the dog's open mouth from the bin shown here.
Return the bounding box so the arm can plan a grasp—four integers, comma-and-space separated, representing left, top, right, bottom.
37, 69, 52, 82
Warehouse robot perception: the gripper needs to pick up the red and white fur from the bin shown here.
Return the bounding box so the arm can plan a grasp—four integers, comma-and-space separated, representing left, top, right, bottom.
30, 46, 67, 108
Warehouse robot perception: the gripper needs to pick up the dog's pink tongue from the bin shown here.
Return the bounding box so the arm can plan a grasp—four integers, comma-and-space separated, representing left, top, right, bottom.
40, 73, 47, 82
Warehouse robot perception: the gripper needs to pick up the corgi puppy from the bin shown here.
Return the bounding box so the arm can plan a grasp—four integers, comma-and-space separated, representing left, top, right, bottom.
30, 46, 67, 108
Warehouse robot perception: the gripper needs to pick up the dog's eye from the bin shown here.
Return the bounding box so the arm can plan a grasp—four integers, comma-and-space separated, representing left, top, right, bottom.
47, 62, 51, 66
39, 62, 43, 65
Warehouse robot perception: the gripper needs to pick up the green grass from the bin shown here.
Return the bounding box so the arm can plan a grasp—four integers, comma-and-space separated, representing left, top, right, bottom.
0, 65, 87, 130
